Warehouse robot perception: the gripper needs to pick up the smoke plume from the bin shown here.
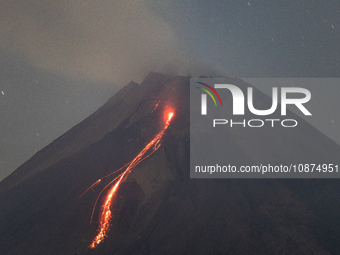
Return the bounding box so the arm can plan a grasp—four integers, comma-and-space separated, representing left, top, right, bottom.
0, 0, 218, 86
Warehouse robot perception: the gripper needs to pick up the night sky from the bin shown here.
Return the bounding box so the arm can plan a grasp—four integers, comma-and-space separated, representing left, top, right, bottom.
0, 0, 339, 181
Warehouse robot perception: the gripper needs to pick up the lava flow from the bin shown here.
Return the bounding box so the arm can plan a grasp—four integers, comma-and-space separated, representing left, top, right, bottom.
88, 110, 174, 249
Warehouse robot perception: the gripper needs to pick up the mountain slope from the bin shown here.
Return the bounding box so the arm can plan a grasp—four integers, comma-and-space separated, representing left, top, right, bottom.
0, 73, 339, 255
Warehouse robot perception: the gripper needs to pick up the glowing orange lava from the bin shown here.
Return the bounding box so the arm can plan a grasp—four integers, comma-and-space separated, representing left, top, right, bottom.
163, 107, 175, 124
89, 110, 174, 249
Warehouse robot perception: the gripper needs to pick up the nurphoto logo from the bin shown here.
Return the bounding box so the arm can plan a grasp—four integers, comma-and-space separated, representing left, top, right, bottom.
197, 82, 312, 128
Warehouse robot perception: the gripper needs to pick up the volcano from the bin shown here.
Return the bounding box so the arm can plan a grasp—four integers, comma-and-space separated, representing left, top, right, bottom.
0, 72, 340, 255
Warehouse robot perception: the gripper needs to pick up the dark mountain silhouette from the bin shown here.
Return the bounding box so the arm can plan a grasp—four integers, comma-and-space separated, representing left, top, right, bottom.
0, 72, 339, 255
